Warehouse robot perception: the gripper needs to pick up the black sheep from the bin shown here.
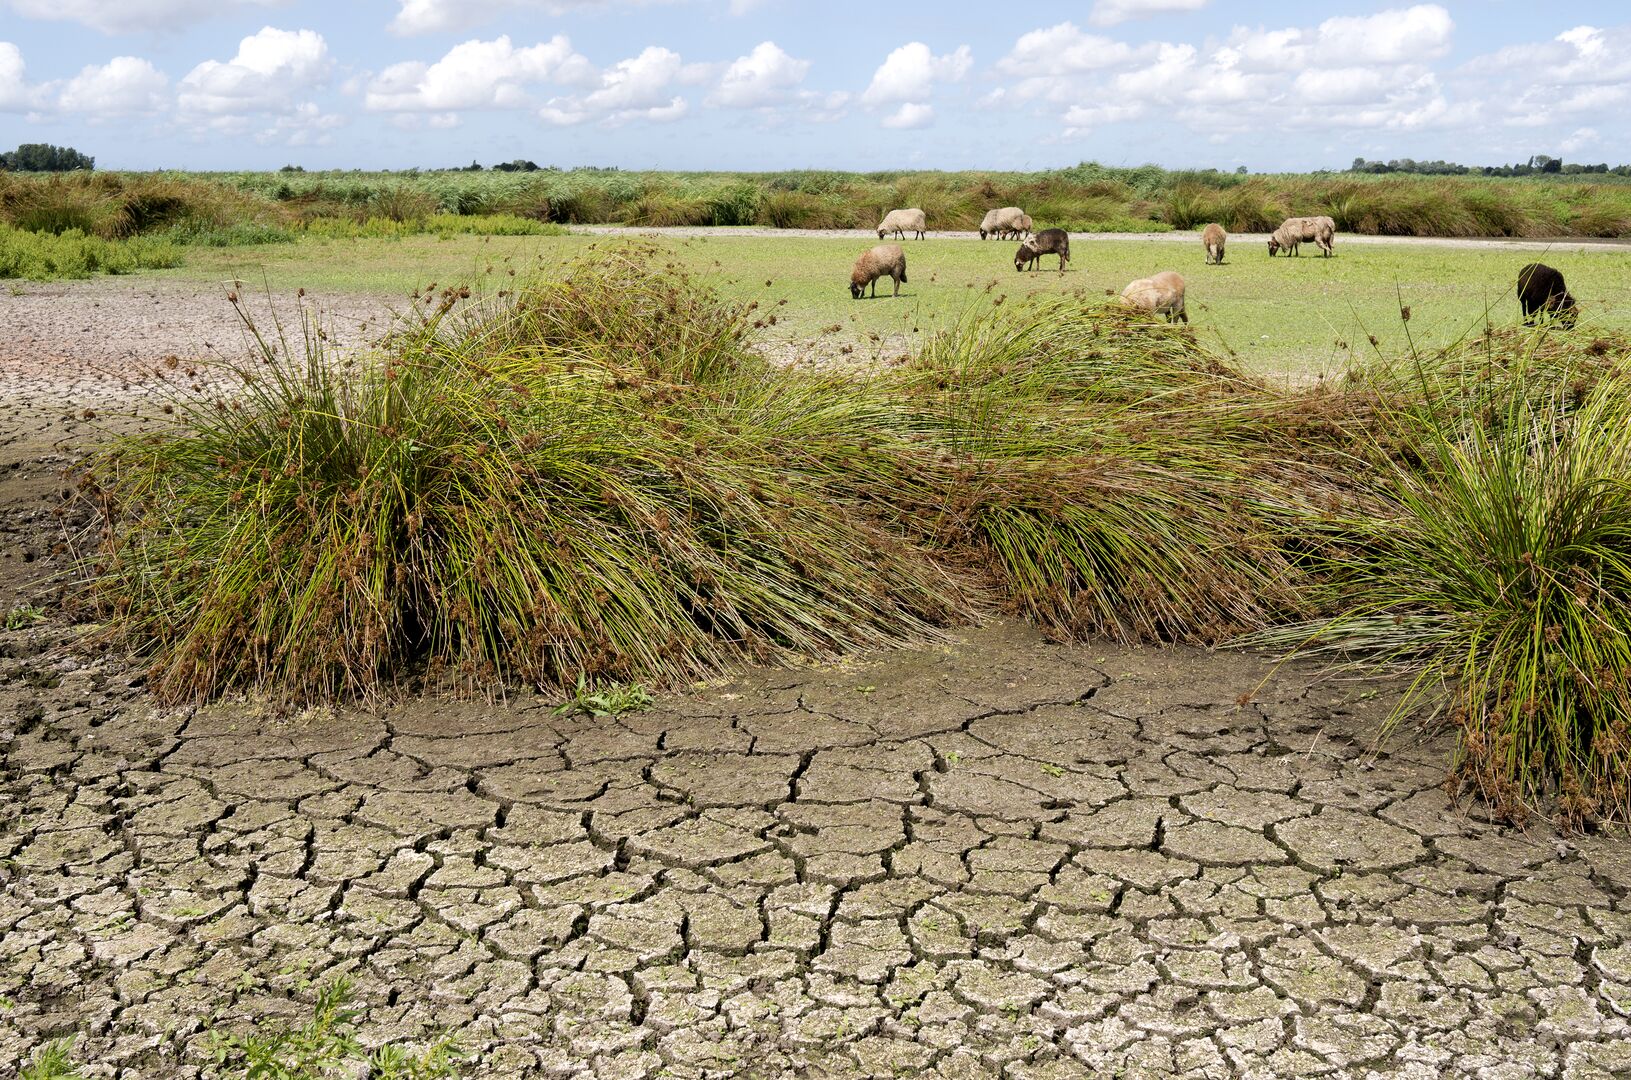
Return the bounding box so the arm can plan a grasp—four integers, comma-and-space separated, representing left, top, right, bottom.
1517, 263, 1578, 327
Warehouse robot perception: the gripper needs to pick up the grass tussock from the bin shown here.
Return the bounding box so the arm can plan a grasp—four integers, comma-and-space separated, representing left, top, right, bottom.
880, 300, 1332, 642
77, 245, 1631, 823
1261, 338, 1631, 825
78, 249, 971, 702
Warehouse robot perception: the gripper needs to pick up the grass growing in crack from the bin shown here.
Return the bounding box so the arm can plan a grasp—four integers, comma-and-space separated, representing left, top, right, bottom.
207, 977, 463, 1080
5, 602, 46, 629
20, 1039, 85, 1080
553, 673, 654, 718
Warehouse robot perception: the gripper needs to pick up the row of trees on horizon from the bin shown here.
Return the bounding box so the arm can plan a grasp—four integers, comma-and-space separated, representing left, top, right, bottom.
5, 142, 1629, 179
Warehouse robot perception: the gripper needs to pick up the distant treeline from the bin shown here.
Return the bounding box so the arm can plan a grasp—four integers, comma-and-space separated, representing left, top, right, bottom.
1348, 154, 1629, 177
0, 143, 95, 172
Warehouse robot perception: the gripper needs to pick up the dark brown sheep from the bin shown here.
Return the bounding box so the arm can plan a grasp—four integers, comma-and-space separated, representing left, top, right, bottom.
1517, 263, 1577, 327
1015, 228, 1070, 274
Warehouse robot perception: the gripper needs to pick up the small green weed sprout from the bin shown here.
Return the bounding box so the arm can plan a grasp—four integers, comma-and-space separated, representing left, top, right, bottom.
5, 603, 46, 630
21, 1038, 85, 1080
208, 977, 462, 1080
553, 673, 654, 718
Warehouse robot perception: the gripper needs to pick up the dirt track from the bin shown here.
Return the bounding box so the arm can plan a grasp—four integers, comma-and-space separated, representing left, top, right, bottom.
4, 274, 1631, 1079
580, 225, 1631, 252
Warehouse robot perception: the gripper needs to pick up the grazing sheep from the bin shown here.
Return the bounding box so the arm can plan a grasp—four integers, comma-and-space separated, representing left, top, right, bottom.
1015, 228, 1070, 275
979, 206, 1027, 240
1120, 271, 1188, 323
1202, 223, 1227, 265
850, 244, 908, 299
1268, 216, 1335, 257
877, 207, 927, 241
1267, 220, 1301, 257
1516, 263, 1578, 327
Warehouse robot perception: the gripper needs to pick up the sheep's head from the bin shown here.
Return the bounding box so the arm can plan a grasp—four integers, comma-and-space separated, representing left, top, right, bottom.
850, 281, 864, 300
1014, 243, 1037, 271
877, 229, 886, 240
1556, 295, 1579, 329
1267, 238, 1281, 256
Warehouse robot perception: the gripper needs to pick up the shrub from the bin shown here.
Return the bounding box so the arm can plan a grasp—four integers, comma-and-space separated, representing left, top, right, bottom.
0, 224, 182, 279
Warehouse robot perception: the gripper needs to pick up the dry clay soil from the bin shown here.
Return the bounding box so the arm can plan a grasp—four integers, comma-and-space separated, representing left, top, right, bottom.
3, 280, 1631, 1080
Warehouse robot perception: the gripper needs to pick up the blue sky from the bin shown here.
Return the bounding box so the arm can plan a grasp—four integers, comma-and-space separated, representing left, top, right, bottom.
2, 1, 1628, 171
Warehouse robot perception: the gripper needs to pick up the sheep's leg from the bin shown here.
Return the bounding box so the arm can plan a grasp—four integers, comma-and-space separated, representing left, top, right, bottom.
892, 274, 901, 297
1058, 255, 1067, 276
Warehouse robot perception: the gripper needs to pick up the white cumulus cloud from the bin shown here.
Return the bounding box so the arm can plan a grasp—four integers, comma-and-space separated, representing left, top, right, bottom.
536, 45, 709, 126
257, 101, 346, 146
179, 27, 332, 114
3, 0, 278, 34
1316, 4, 1452, 64
881, 102, 933, 129
0, 42, 27, 110
365, 35, 593, 111
709, 41, 809, 107
390, 0, 604, 35
997, 23, 1146, 77
1089, 0, 1208, 29
58, 56, 169, 115
862, 42, 971, 105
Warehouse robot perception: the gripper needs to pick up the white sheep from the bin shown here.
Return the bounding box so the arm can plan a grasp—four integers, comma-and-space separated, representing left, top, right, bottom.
850, 244, 908, 299
1201, 223, 1227, 265
877, 207, 927, 241
979, 207, 1027, 240
1120, 271, 1188, 323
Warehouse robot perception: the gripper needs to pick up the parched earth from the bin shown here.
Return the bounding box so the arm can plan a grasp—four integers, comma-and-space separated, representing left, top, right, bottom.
4, 281, 1631, 1080
4, 626, 1631, 1079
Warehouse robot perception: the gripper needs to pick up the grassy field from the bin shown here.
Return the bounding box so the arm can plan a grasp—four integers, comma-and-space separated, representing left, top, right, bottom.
168, 231, 1631, 376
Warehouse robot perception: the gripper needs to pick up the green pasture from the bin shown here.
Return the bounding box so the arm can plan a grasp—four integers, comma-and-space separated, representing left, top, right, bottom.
166, 231, 1630, 376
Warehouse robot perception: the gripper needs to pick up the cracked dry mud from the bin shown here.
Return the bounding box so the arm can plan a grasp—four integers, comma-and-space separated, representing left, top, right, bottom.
6, 627, 1631, 1079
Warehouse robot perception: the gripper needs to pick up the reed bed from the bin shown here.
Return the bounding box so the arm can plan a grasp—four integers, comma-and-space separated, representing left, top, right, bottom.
9, 165, 1631, 242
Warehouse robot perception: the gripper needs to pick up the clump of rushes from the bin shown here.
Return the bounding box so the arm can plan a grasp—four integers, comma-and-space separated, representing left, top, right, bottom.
447, 241, 755, 385
1263, 352, 1631, 826
876, 299, 1340, 643
77, 257, 969, 704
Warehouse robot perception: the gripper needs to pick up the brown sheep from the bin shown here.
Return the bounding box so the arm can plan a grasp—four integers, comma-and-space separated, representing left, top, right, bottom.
1015, 228, 1070, 274
1202, 223, 1226, 265
1120, 271, 1187, 323
850, 244, 907, 299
